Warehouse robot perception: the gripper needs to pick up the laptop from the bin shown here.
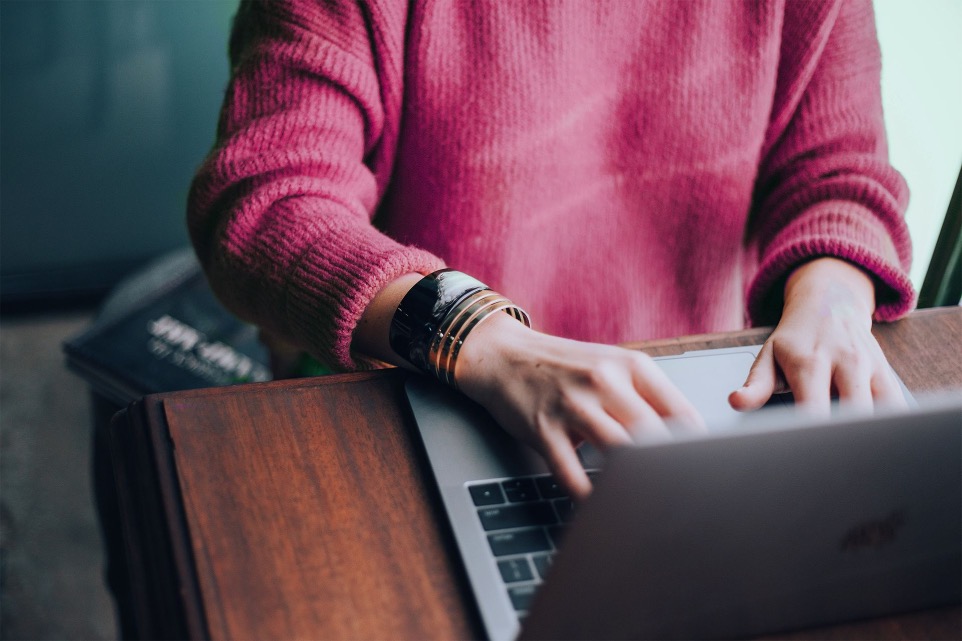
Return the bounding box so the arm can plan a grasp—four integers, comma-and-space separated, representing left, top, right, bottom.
404, 346, 961, 640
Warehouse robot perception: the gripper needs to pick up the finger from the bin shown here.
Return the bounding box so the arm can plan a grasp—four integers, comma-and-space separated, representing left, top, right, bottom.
569, 402, 635, 448
729, 341, 777, 412
584, 369, 677, 440
538, 429, 592, 500
596, 373, 674, 436
832, 360, 873, 413
782, 353, 832, 417
629, 357, 705, 428
871, 365, 908, 409
609, 398, 671, 440
623, 405, 674, 443
627, 419, 674, 445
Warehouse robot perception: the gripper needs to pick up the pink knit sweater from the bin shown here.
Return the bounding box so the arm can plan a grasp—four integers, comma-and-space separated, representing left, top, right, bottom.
188, 0, 915, 371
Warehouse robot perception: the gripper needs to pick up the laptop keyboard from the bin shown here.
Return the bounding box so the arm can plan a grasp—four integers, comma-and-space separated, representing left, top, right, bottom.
468, 472, 598, 616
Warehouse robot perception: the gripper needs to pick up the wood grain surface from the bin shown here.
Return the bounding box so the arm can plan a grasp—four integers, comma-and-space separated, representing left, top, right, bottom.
120, 307, 962, 640
161, 372, 480, 640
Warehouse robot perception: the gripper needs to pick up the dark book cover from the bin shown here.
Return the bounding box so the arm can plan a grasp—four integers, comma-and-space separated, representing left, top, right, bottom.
64, 251, 271, 405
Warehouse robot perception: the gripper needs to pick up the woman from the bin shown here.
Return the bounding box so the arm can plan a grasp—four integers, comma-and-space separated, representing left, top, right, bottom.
189, 0, 915, 497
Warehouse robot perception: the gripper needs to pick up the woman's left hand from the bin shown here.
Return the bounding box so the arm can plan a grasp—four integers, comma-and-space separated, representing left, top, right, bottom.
729, 257, 906, 415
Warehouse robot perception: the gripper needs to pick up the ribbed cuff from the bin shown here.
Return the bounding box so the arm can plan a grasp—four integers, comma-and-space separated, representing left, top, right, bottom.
286, 222, 445, 371
748, 203, 916, 326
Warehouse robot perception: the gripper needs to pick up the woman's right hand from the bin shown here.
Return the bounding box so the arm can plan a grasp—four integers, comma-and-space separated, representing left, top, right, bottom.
351, 272, 704, 500
456, 312, 705, 500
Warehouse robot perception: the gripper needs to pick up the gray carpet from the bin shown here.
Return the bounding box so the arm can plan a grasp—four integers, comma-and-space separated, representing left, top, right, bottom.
1, 311, 116, 640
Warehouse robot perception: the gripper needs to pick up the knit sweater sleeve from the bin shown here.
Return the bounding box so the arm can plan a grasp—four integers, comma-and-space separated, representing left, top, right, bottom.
746, 0, 915, 325
187, 0, 444, 371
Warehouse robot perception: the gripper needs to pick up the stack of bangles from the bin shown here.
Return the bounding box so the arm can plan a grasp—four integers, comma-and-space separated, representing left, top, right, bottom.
388, 269, 531, 388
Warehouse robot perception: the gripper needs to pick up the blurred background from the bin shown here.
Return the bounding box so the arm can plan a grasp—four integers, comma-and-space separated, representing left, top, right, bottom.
1, 2, 236, 638
0, 0, 959, 638
1, 0, 237, 309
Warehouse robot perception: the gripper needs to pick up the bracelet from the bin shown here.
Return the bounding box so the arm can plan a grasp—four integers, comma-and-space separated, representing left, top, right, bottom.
389, 269, 488, 372
437, 293, 524, 387
429, 290, 502, 376
389, 269, 530, 387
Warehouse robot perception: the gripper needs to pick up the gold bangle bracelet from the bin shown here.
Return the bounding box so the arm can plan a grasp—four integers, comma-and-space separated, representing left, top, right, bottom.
406, 274, 530, 386
427, 290, 502, 379
389, 269, 531, 385
438, 295, 515, 385
448, 302, 530, 388
443, 300, 518, 387
443, 299, 530, 388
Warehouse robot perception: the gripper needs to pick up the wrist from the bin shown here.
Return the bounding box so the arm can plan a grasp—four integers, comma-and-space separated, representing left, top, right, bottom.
386, 269, 531, 387
784, 257, 876, 320
354, 273, 425, 367
455, 311, 533, 397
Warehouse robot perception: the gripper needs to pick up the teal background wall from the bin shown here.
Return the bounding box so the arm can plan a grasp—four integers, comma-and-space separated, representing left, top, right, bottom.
1, 0, 237, 305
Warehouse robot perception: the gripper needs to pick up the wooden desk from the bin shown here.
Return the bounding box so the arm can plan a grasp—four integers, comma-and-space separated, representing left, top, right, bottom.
110, 307, 962, 640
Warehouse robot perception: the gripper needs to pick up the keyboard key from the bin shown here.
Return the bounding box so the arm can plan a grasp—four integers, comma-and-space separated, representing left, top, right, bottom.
535, 476, 567, 499
478, 502, 557, 531
502, 478, 538, 502
508, 584, 538, 612
547, 525, 565, 548
532, 553, 554, 580
488, 529, 551, 556
469, 483, 506, 506
498, 558, 534, 583
554, 498, 574, 522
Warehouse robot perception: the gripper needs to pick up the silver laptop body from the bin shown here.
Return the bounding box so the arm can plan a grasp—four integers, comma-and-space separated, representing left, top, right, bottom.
521, 394, 961, 639
404, 346, 955, 640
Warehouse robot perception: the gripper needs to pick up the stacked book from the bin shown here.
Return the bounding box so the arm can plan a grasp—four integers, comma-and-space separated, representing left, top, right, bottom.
64, 249, 272, 405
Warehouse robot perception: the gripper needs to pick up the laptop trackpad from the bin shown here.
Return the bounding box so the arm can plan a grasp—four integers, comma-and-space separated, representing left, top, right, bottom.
576, 348, 765, 468
655, 348, 769, 431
